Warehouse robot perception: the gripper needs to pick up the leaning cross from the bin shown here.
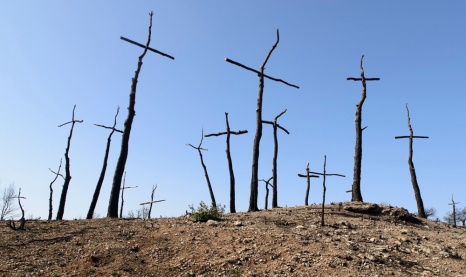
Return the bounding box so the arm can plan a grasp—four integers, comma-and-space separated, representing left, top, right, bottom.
346, 55, 380, 202
225, 29, 299, 212
306, 156, 345, 227
395, 103, 429, 218
205, 112, 248, 214
298, 163, 320, 206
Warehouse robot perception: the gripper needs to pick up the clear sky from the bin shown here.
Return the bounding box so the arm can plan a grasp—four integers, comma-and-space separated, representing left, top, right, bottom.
1, 2, 465, 220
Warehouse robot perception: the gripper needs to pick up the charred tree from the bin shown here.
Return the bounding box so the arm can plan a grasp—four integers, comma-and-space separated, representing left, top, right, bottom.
297, 163, 320, 206
8, 188, 26, 230
188, 129, 217, 208
225, 29, 299, 212
56, 105, 83, 220
448, 195, 460, 228
205, 112, 247, 213
346, 55, 380, 202
260, 177, 273, 210
303, 156, 345, 226
87, 107, 123, 219
48, 159, 64, 220
263, 109, 289, 208
395, 103, 429, 218
107, 12, 174, 218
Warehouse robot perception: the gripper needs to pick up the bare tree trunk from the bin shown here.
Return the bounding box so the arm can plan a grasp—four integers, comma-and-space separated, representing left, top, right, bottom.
120, 172, 127, 218
260, 177, 273, 210
321, 156, 327, 227
305, 163, 310, 206
108, 12, 154, 218
48, 160, 63, 220
56, 105, 83, 220
148, 184, 157, 219
188, 129, 217, 208
405, 104, 426, 218
87, 108, 122, 219
249, 30, 280, 212
225, 113, 236, 213
351, 56, 366, 202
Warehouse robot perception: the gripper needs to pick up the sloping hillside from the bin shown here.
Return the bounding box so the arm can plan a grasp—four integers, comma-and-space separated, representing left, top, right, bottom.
1, 202, 465, 276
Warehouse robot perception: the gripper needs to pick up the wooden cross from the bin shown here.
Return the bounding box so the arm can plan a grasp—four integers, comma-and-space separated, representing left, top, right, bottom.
395, 103, 429, 218
306, 156, 345, 226
225, 29, 299, 212
260, 177, 273, 210
205, 112, 248, 213
449, 195, 460, 227
119, 172, 138, 218
346, 55, 380, 203
263, 109, 290, 208
298, 163, 320, 206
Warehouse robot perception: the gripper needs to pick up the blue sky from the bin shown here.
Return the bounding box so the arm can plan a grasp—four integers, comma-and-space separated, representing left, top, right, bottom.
1, 2, 465, 220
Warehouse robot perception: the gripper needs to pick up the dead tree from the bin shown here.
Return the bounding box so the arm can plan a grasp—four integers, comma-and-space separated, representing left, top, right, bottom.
225, 29, 299, 212
107, 12, 174, 218
120, 172, 138, 218
263, 109, 289, 208
448, 195, 460, 228
48, 159, 64, 220
346, 55, 380, 202
205, 112, 248, 213
87, 107, 123, 219
188, 129, 217, 208
297, 163, 320, 206
8, 188, 26, 230
56, 105, 83, 220
306, 156, 345, 226
395, 104, 429, 218
260, 177, 273, 210
140, 185, 165, 219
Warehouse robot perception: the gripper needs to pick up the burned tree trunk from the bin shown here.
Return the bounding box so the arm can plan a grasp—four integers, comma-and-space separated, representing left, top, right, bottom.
87, 107, 122, 219
346, 55, 380, 202
263, 109, 289, 208
297, 163, 319, 206
48, 159, 64, 221
225, 29, 298, 212
188, 129, 217, 208
204, 113, 247, 213
56, 105, 83, 220
395, 104, 429, 218
108, 12, 154, 218
260, 177, 273, 210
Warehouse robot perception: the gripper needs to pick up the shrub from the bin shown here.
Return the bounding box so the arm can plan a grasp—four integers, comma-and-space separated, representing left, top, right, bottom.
188, 201, 225, 222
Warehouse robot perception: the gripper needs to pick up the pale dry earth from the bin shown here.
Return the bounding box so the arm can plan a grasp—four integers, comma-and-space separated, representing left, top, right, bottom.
1, 202, 465, 276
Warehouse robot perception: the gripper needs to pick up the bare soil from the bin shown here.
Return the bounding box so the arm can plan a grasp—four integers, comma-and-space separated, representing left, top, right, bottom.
1, 202, 465, 276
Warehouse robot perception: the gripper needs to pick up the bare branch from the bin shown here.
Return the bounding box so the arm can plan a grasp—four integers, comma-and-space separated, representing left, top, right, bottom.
120, 36, 175, 60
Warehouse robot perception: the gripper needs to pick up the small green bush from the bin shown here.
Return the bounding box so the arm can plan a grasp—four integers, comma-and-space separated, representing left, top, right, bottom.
188, 201, 225, 222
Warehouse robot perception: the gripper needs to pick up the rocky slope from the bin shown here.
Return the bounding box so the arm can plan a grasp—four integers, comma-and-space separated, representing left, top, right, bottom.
1, 202, 465, 276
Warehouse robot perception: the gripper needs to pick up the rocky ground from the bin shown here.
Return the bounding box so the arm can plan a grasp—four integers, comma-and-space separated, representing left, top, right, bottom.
1, 202, 465, 276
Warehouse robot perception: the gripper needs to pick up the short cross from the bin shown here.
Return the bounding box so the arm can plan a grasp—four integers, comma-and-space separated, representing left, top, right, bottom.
395, 103, 429, 218
298, 163, 320, 206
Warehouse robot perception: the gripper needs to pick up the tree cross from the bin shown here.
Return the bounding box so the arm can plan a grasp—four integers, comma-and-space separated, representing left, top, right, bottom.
297, 163, 320, 206
306, 156, 345, 226
395, 103, 429, 218
346, 55, 380, 203
225, 29, 299, 212
205, 112, 248, 213
448, 195, 460, 227
263, 109, 289, 208
108, 12, 175, 218
260, 177, 273, 210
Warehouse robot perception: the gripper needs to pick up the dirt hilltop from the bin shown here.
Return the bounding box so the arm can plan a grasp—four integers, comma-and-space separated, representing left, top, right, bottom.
1, 202, 465, 276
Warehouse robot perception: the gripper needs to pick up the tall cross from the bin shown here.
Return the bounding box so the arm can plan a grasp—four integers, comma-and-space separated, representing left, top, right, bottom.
205, 112, 248, 213
346, 55, 380, 202
298, 163, 320, 206
448, 195, 460, 227
225, 29, 299, 212
395, 103, 429, 218
305, 156, 345, 226
263, 109, 289, 208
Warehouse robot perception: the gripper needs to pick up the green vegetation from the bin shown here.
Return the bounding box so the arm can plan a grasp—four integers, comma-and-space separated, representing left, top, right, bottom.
188, 201, 225, 222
